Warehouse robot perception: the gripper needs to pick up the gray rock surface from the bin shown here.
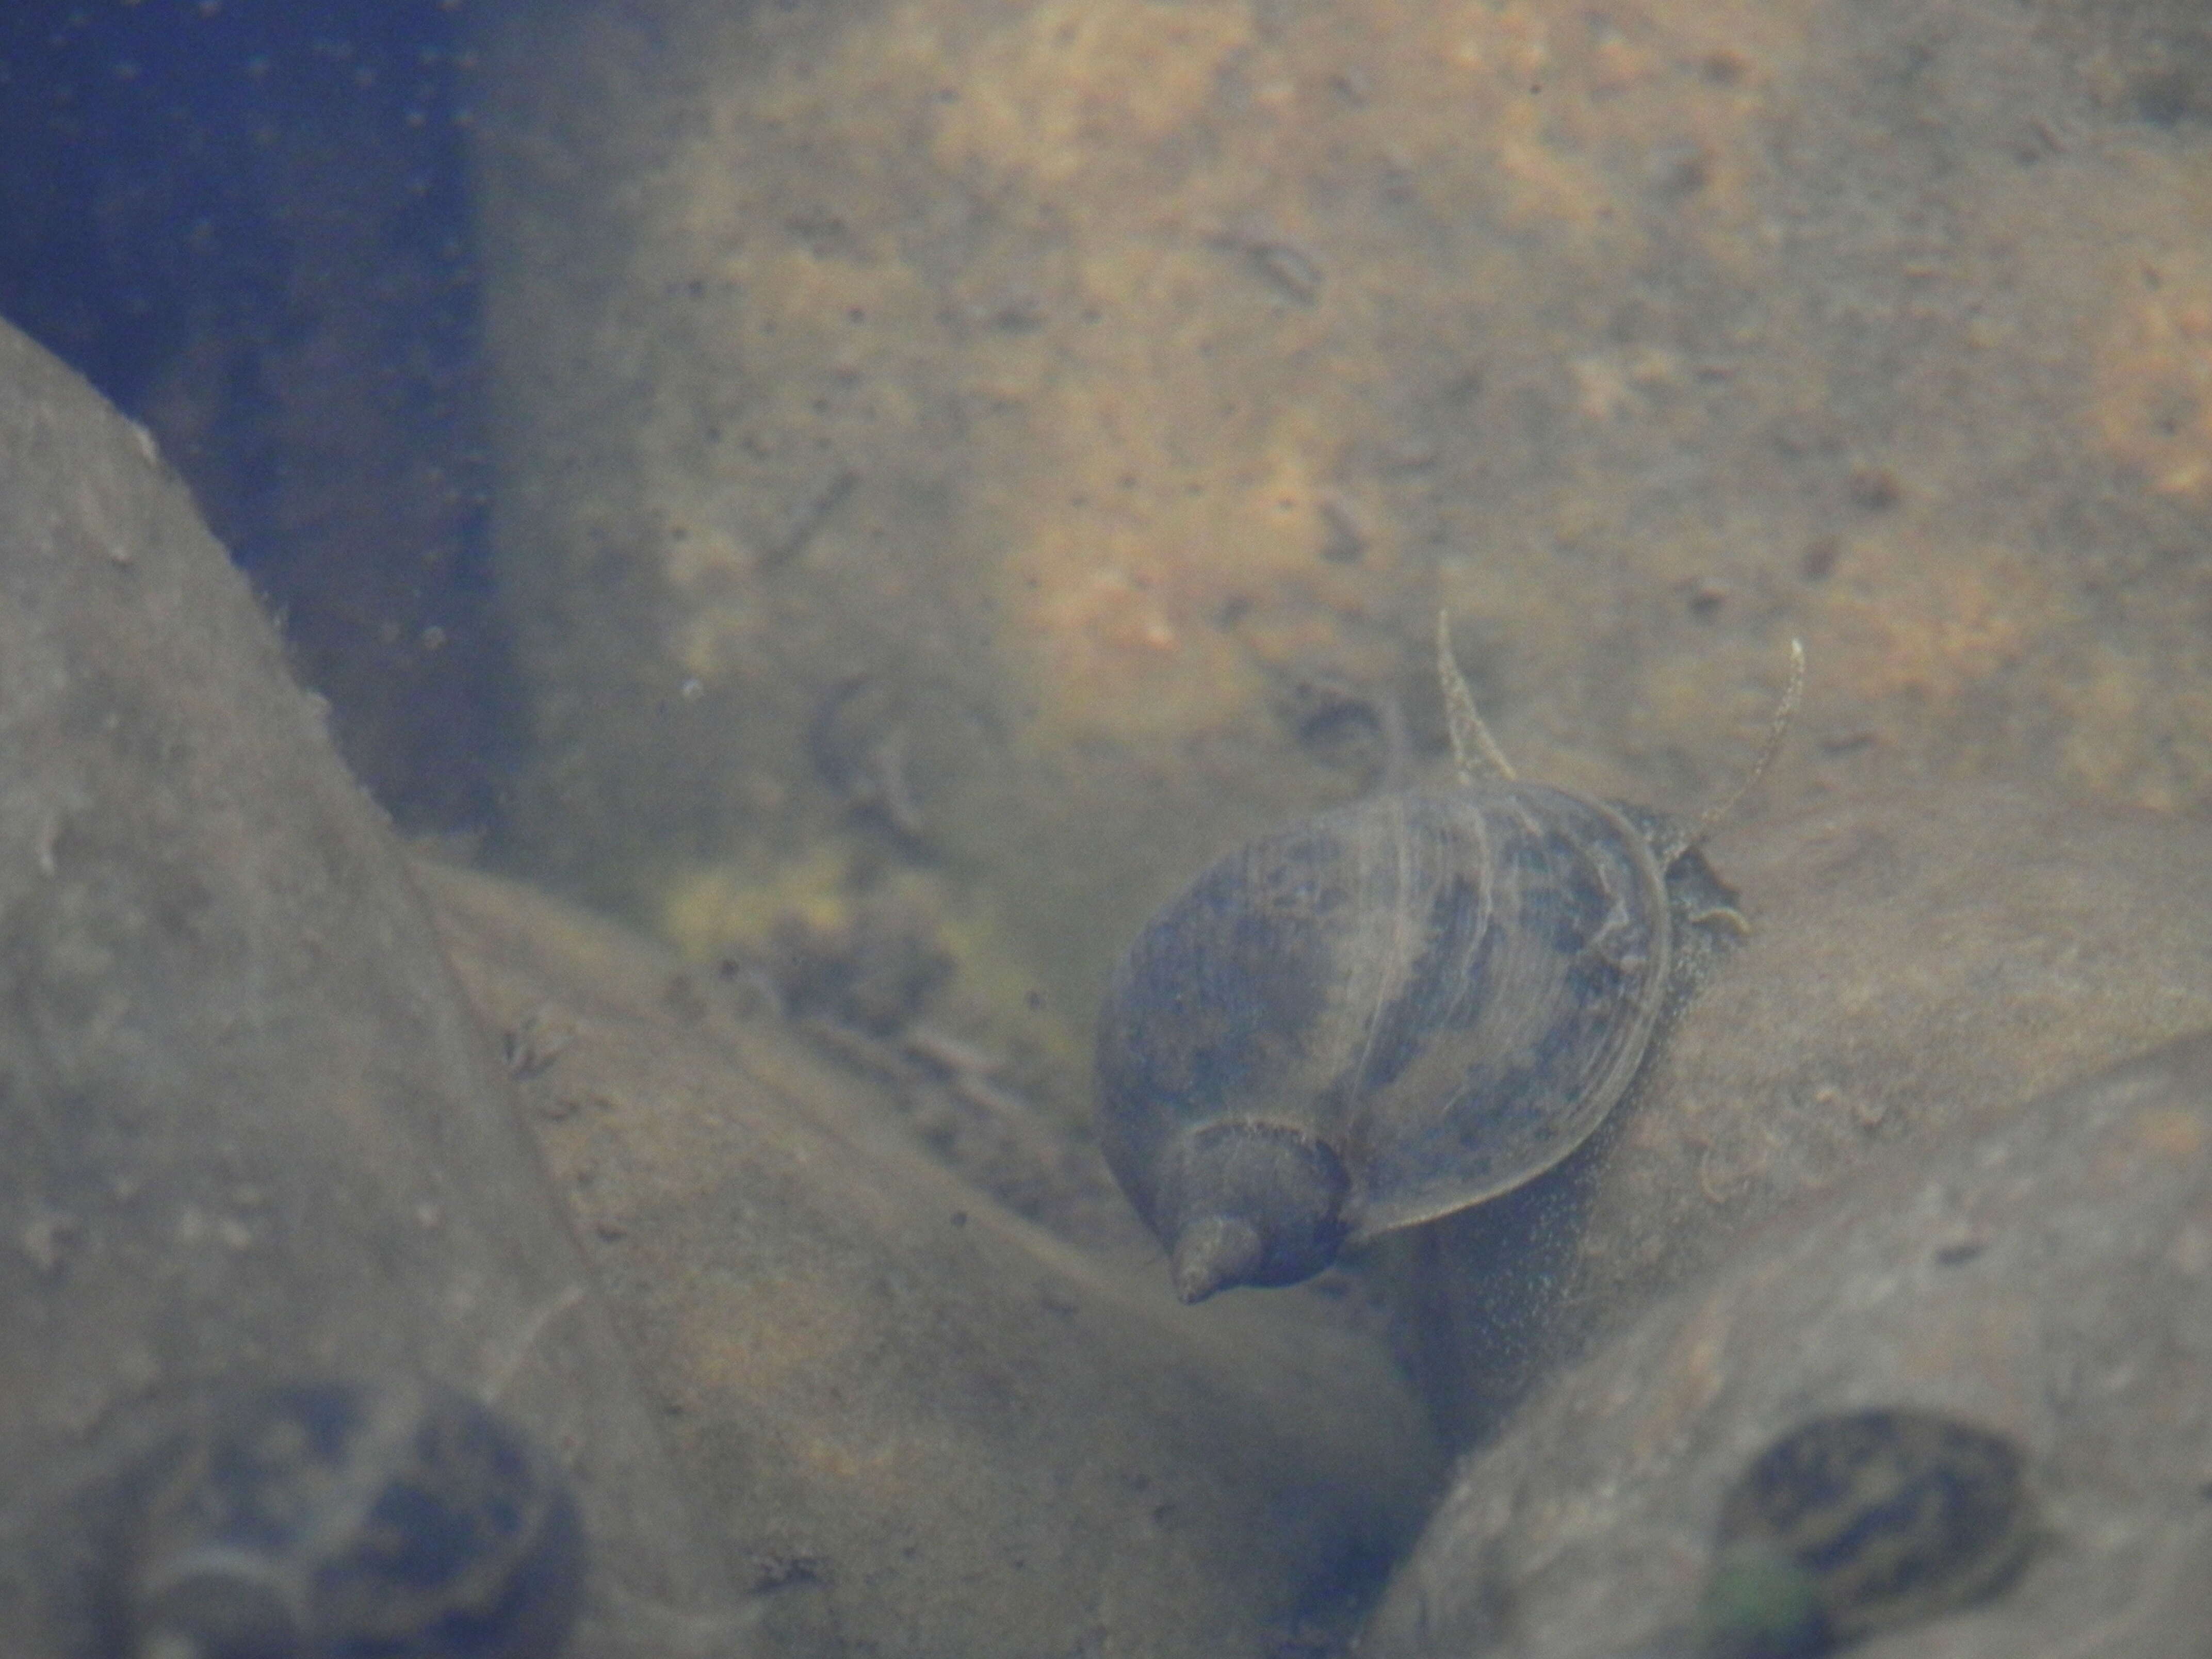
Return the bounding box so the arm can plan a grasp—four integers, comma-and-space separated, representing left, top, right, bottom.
0, 318, 738, 1656
1362, 1028, 2212, 1659
422, 856, 1443, 1659
1389, 785, 2212, 1444
0, 304, 1441, 1659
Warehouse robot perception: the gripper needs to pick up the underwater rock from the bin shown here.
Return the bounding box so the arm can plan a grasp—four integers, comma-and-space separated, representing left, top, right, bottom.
1361, 1028, 2212, 1659
1391, 783, 2212, 1442
421, 857, 1442, 1659
0, 317, 734, 1657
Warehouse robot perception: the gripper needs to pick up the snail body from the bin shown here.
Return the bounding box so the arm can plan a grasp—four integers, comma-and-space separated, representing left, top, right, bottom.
1096, 623, 1799, 1302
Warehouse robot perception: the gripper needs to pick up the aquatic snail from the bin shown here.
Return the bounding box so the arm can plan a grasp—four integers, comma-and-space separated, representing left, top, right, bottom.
124, 1376, 584, 1659
1693, 1406, 2035, 1658
1094, 619, 1803, 1302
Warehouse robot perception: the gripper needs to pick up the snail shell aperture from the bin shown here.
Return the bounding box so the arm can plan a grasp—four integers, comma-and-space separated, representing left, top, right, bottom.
1095, 621, 1801, 1302
126, 1377, 585, 1659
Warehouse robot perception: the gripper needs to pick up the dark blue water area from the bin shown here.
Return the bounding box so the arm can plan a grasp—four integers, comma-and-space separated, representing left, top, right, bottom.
0, 0, 512, 833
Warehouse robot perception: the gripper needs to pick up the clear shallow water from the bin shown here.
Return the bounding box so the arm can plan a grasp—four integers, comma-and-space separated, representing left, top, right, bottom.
7, 3, 2212, 1656
0, 0, 506, 831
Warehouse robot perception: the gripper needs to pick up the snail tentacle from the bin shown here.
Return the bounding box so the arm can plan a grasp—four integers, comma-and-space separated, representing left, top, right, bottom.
1668, 637, 1806, 865
1436, 611, 1518, 785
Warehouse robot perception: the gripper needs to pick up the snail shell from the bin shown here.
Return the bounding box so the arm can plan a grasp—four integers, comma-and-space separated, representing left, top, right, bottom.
1097, 784, 1690, 1302
126, 1377, 584, 1659
1095, 625, 1798, 1302
1697, 1407, 2034, 1656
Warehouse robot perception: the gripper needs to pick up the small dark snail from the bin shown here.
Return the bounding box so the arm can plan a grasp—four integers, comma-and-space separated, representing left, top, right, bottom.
1095, 619, 1801, 1301
1694, 1406, 2035, 1657
126, 1377, 584, 1659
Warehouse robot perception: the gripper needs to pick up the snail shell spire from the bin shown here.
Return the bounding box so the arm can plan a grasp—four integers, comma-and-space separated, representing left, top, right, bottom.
1154, 1121, 1352, 1302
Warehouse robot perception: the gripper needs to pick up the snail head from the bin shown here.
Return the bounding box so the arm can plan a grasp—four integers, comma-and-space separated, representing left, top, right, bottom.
1152, 1120, 1352, 1302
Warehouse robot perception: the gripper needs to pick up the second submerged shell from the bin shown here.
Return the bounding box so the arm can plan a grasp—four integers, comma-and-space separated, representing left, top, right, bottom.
127, 1377, 584, 1659
1697, 1407, 2034, 1657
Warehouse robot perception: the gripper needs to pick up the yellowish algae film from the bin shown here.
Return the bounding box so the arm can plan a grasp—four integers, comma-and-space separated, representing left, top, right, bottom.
659, 0, 1808, 748
2092, 198, 2212, 500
